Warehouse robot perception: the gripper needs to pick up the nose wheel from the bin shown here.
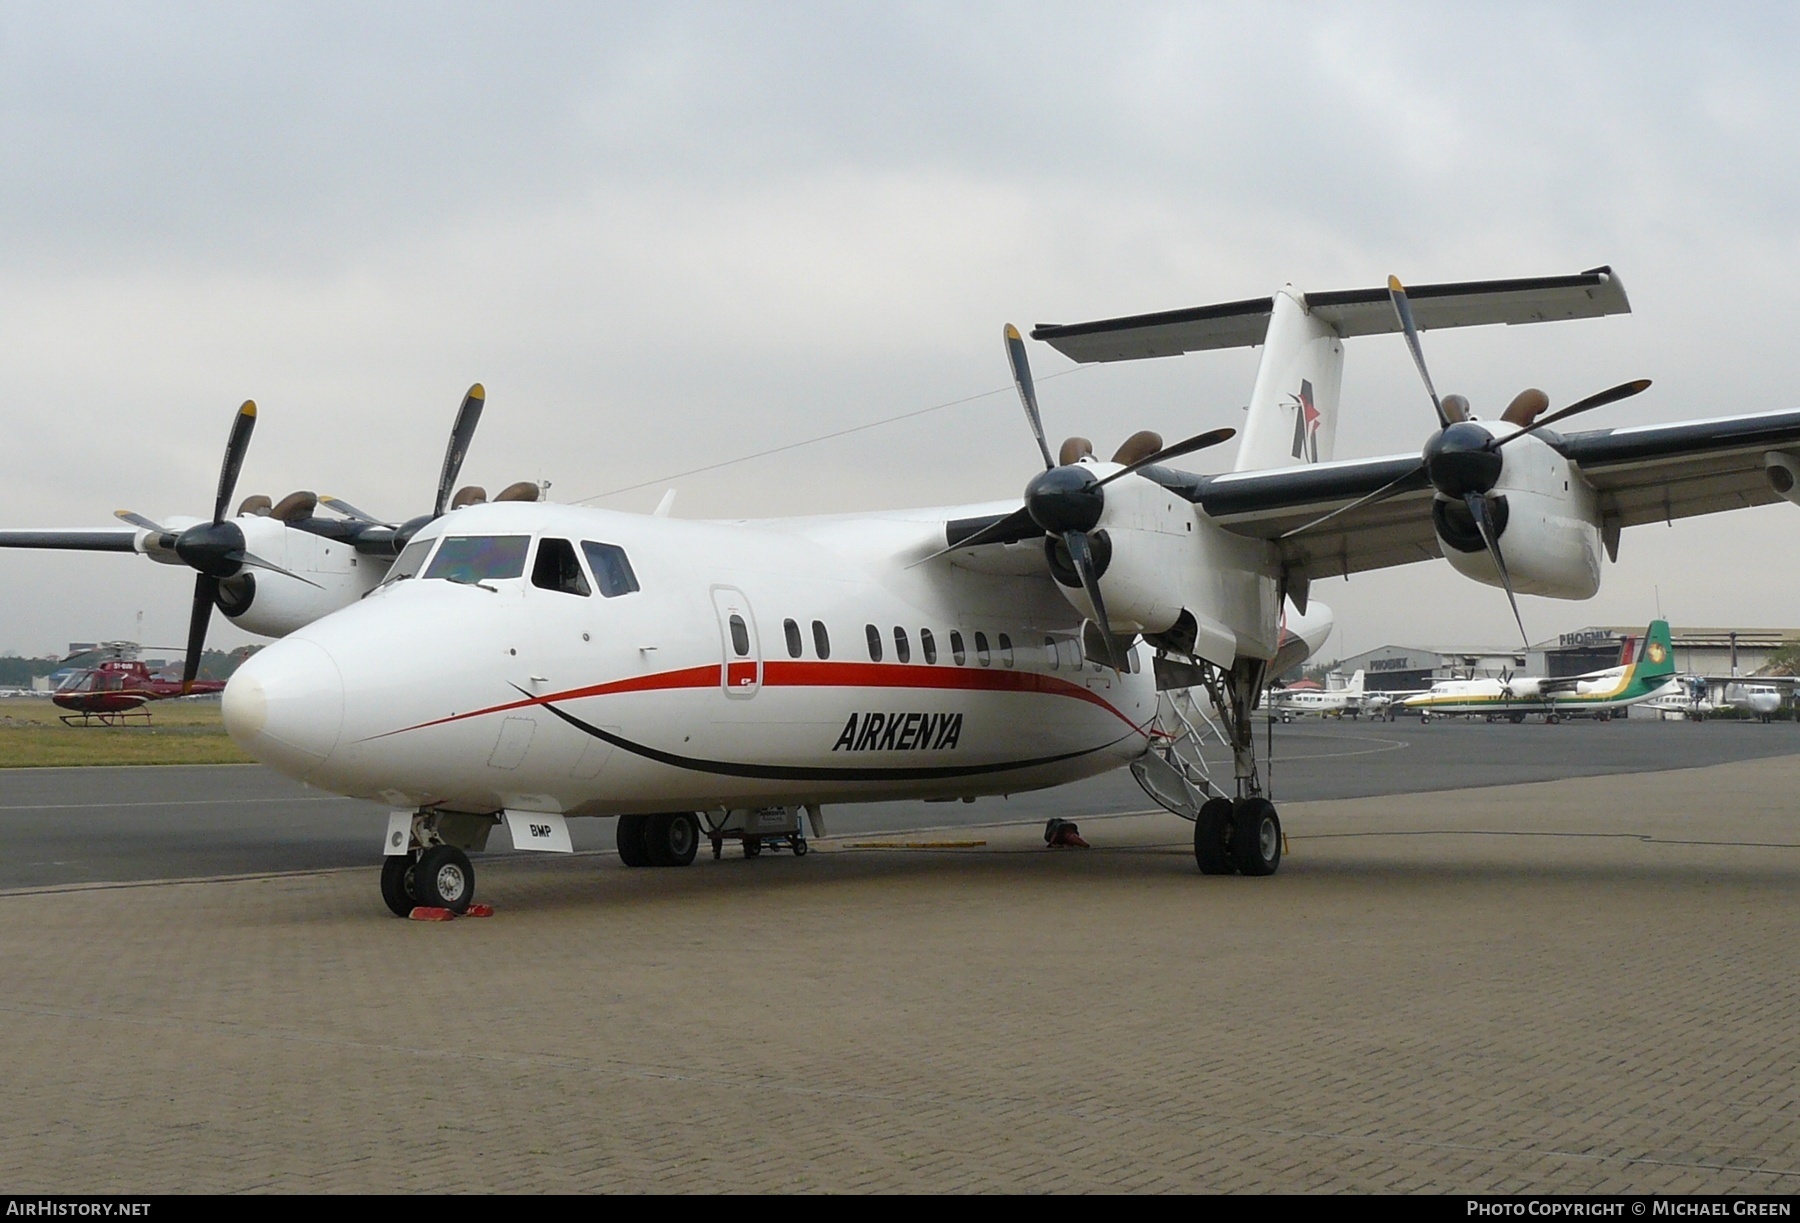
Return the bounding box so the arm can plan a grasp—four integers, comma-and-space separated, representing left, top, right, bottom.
381, 845, 476, 916
380, 854, 419, 917
416, 845, 476, 912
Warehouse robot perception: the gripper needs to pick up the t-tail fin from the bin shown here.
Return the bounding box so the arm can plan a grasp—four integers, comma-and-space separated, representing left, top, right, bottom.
1347, 668, 1365, 695
1234, 288, 1343, 472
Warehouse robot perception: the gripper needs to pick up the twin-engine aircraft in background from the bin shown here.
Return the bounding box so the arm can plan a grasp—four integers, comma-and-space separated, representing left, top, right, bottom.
1644, 676, 1785, 721
1403, 620, 1676, 722
1271, 670, 1369, 719
13, 265, 1800, 917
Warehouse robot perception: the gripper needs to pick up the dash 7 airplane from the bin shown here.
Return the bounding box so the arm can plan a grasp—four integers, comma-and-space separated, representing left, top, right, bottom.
1402, 620, 1676, 722
12, 266, 1800, 916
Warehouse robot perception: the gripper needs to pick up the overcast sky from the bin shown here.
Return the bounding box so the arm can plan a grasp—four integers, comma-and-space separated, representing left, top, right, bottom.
2, 3, 1798, 659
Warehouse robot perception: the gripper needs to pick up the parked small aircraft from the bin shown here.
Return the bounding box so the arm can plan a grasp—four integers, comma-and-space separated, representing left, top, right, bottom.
1272, 670, 1367, 719
1403, 621, 1676, 721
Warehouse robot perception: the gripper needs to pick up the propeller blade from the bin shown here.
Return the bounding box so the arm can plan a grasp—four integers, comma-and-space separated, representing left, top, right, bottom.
907, 505, 1038, 568
1004, 325, 1055, 471
114, 510, 168, 533
1279, 461, 1428, 539
1095, 427, 1237, 488
1387, 276, 1450, 429
182, 573, 219, 691
233, 551, 324, 588
1493, 379, 1652, 448
1064, 529, 1124, 672
212, 401, 257, 525
434, 384, 486, 519
1465, 492, 1530, 648
317, 495, 391, 526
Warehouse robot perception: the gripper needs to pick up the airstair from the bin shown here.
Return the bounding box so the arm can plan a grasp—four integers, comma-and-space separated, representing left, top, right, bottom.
1130, 686, 1227, 820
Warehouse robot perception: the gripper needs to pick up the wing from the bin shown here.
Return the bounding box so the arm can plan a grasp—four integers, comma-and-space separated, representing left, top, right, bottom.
1181, 408, 1800, 580
1554, 409, 1800, 526
1182, 456, 1442, 579
938, 457, 1446, 581
0, 528, 139, 552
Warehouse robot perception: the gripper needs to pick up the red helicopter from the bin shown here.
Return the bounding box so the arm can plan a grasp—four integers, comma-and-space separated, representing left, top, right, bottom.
50, 645, 225, 726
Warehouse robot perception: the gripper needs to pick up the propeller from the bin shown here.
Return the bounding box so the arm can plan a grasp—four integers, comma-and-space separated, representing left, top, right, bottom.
433, 384, 486, 518
1282, 275, 1651, 647
921, 325, 1235, 671
321, 384, 526, 556
112, 402, 323, 691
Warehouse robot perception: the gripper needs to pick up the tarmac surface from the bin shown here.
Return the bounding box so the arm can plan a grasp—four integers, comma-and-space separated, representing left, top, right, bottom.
4, 717, 1799, 890
2, 719, 1799, 1192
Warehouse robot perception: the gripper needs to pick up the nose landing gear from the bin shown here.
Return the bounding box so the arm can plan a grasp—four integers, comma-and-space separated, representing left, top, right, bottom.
380, 809, 495, 917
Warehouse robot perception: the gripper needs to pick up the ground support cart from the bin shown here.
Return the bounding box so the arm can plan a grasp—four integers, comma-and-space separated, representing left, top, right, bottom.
702, 805, 817, 859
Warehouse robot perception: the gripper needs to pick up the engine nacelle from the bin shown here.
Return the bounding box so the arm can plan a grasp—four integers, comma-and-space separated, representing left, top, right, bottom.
1047, 466, 1280, 668
1434, 433, 1603, 599
216, 516, 384, 637
1764, 450, 1800, 506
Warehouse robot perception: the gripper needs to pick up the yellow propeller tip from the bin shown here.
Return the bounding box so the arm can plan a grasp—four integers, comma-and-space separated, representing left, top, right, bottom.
1004, 324, 1022, 341
468, 383, 485, 399
240, 400, 256, 417
1387, 275, 1405, 292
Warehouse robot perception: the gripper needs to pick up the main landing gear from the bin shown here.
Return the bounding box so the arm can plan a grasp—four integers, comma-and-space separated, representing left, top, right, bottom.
1139, 643, 1287, 878
615, 812, 700, 868
1193, 796, 1282, 876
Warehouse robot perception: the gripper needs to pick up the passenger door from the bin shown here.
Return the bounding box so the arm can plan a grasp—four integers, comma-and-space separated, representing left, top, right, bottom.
711, 586, 761, 699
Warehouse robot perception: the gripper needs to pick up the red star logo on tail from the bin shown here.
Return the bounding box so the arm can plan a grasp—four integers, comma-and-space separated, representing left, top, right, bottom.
1288, 378, 1322, 462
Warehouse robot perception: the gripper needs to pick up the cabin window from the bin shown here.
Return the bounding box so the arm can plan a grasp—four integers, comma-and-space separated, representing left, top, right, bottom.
384, 537, 435, 585
424, 535, 530, 583
783, 618, 803, 658
998, 633, 1014, 668
1045, 637, 1059, 669
894, 626, 911, 663
975, 631, 990, 667
866, 624, 883, 662
812, 620, 831, 659
729, 614, 750, 657
950, 631, 966, 666
920, 628, 937, 664
531, 537, 591, 596
580, 541, 640, 597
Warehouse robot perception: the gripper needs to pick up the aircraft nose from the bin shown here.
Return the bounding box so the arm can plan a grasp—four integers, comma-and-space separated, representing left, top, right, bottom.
223, 639, 345, 778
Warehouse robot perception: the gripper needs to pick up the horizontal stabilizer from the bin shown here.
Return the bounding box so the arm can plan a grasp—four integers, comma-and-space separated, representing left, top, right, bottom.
1031, 267, 1629, 364
0, 528, 139, 552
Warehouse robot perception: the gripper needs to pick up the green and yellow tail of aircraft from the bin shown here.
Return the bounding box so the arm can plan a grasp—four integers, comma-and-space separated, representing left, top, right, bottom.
1554, 618, 1676, 709
1614, 619, 1676, 702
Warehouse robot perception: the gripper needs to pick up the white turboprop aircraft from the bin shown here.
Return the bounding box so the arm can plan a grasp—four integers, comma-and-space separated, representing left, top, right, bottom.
1272, 670, 1367, 719
14, 266, 1800, 917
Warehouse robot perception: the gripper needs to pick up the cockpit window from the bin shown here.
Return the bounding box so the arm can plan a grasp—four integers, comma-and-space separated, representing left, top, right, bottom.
580, 541, 640, 598
423, 535, 530, 583
383, 537, 436, 585
531, 538, 590, 597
